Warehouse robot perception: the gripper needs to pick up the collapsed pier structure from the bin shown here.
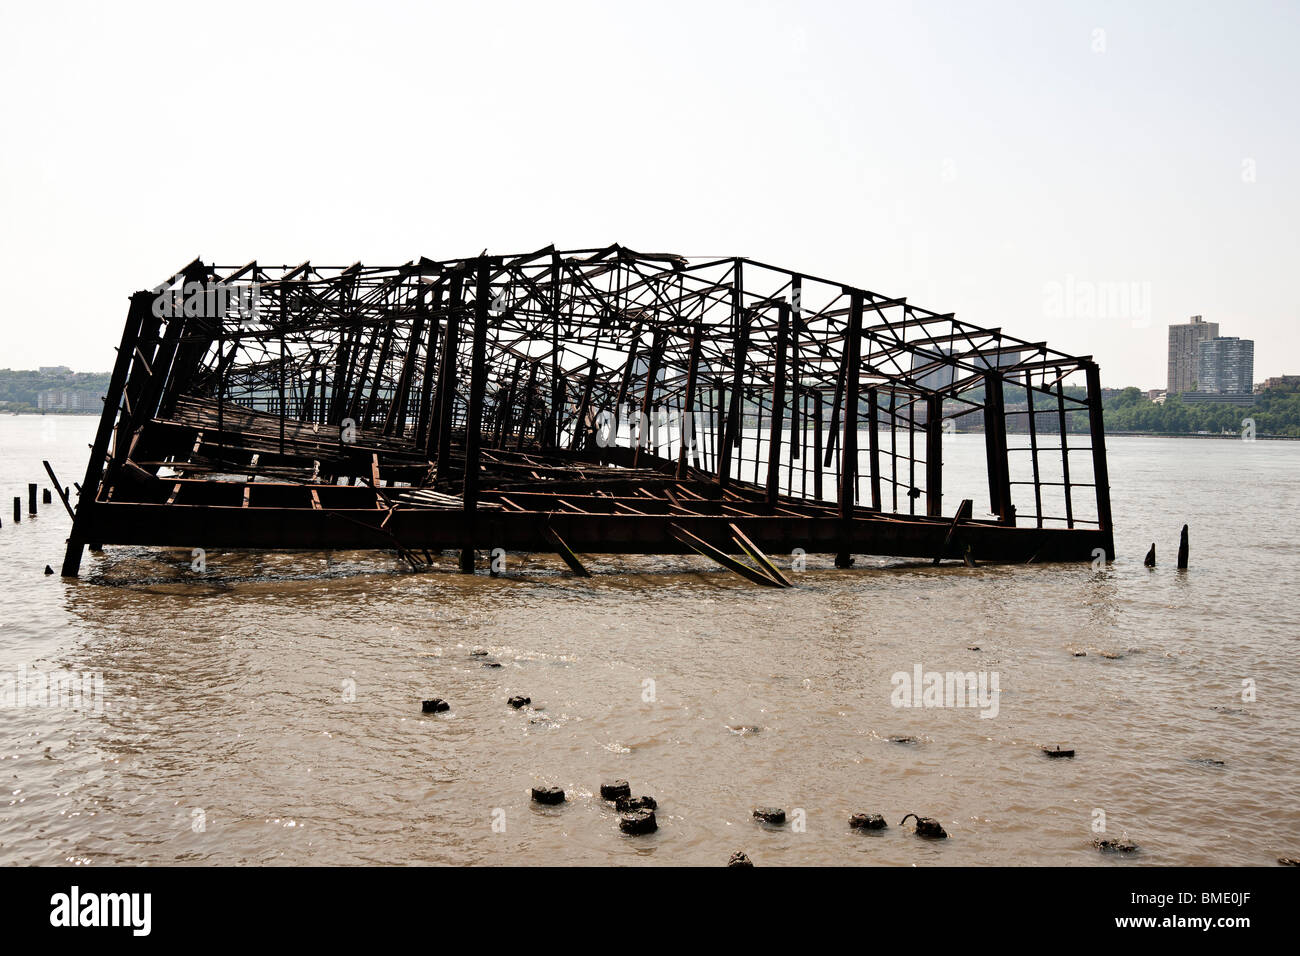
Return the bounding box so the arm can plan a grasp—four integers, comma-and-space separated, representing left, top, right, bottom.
61, 246, 1114, 582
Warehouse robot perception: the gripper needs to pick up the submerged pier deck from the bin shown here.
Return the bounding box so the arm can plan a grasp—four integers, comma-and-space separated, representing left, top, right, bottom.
62, 246, 1114, 579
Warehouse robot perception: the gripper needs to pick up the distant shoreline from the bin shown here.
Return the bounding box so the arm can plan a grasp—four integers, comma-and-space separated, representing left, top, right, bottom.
1107, 430, 1298, 441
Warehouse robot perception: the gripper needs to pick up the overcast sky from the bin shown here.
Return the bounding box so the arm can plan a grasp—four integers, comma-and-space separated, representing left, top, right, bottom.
1, 0, 1295, 388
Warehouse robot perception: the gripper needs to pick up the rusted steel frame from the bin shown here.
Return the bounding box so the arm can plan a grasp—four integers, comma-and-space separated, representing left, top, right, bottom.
278, 284, 288, 454
459, 257, 495, 571
568, 317, 609, 453
137, 260, 207, 430
413, 283, 443, 447
327, 272, 358, 424
867, 387, 882, 511
548, 252, 563, 448
61, 291, 148, 575
823, 334, 847, 469
925, 393, 943, 517
1056, 378, 1075, 528
433, 270, 466, 477
836, 291, 864, 565
718, 311, 750, 487
495, 356, 525, 448
789, 277, 802, 463
667, 523, 784, 588
765, 303, 789, 506
514, 359, 541, 450
1085, 362, 1114, 558
983, 373, 1014, 525
813, 387, 824, 501
380, 294, 423, 435
352, 296, 396, 427
633, 326, 667, 467
740, 254, 1083, 368
613, 320, 643, 423
1023, 370, 1044, 527
676, 322, 703, 478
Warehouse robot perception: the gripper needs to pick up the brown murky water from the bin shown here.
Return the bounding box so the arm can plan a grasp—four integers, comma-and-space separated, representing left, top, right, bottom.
1, 415, 1297, 865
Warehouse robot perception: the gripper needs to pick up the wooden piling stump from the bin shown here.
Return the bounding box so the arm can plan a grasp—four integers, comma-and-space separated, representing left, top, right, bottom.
600, 780, 631, 801
849, 813, 888, 830
618, 809, 657, 834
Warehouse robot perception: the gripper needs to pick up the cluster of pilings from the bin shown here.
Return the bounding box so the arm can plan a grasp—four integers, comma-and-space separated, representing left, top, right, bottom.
60, 245, 1115, 578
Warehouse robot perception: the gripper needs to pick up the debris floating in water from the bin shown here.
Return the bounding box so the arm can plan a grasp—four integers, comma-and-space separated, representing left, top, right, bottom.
752, 807, 786, 825
421, 698, 449, 713
727, 850, 754, 867
507, 696, 530, 709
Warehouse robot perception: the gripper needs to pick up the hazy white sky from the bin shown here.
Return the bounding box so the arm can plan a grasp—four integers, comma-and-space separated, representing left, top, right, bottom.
1, 0, 1295, 388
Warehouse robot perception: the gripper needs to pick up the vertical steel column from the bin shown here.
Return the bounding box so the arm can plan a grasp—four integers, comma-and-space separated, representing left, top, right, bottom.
1085, 361, 1115, 559
867, 387, 882, 511
925, 393, 943, 517
719, 312, 749, 488
836, 291, 863, 566
432, 271, 464, 479
460, 257, 493, 572
983, 373, 1014, 525
677, 322, 703, 478
765, 304, 789, 506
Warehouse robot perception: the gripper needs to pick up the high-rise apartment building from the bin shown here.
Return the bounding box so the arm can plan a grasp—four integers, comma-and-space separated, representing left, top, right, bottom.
1167, 315, 1219, 394
1197, 336, 1255, 394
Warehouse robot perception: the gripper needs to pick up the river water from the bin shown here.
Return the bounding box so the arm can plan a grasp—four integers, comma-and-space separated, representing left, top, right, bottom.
0, 414, 1296, 865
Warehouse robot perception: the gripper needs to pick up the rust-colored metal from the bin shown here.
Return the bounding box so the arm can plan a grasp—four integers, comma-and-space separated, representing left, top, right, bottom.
60, 245, 1116, 579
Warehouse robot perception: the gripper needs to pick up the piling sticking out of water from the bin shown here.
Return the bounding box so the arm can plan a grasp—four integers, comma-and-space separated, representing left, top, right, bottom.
507, 696, 530, 709
752, 807, 786, 825
600, 780, 631, 801
531, 786, 565, 805
43, 488, 52, 505
1144, 543, 1156, 567
12, 498, 19, 523
1093, 838, 1137, 853
727, 851, 754, 867
1177, 524, 1189, 569
849, 813, 888, 830
618, 809, 657, 834
28, 483, 37, 515
901, 813, 948, 838
421, 698, 449, 713
615, 795, 656, 812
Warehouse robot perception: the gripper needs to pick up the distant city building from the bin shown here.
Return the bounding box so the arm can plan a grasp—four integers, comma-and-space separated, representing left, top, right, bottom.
36, 389, 98, 411
1180, 392, 1256, 407
38, 365, 72, 376
1145, 388, 1167, 404
1257, 375, 1300, 393
1196, 336, 1254, 394
1167, 315, 1218, 394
